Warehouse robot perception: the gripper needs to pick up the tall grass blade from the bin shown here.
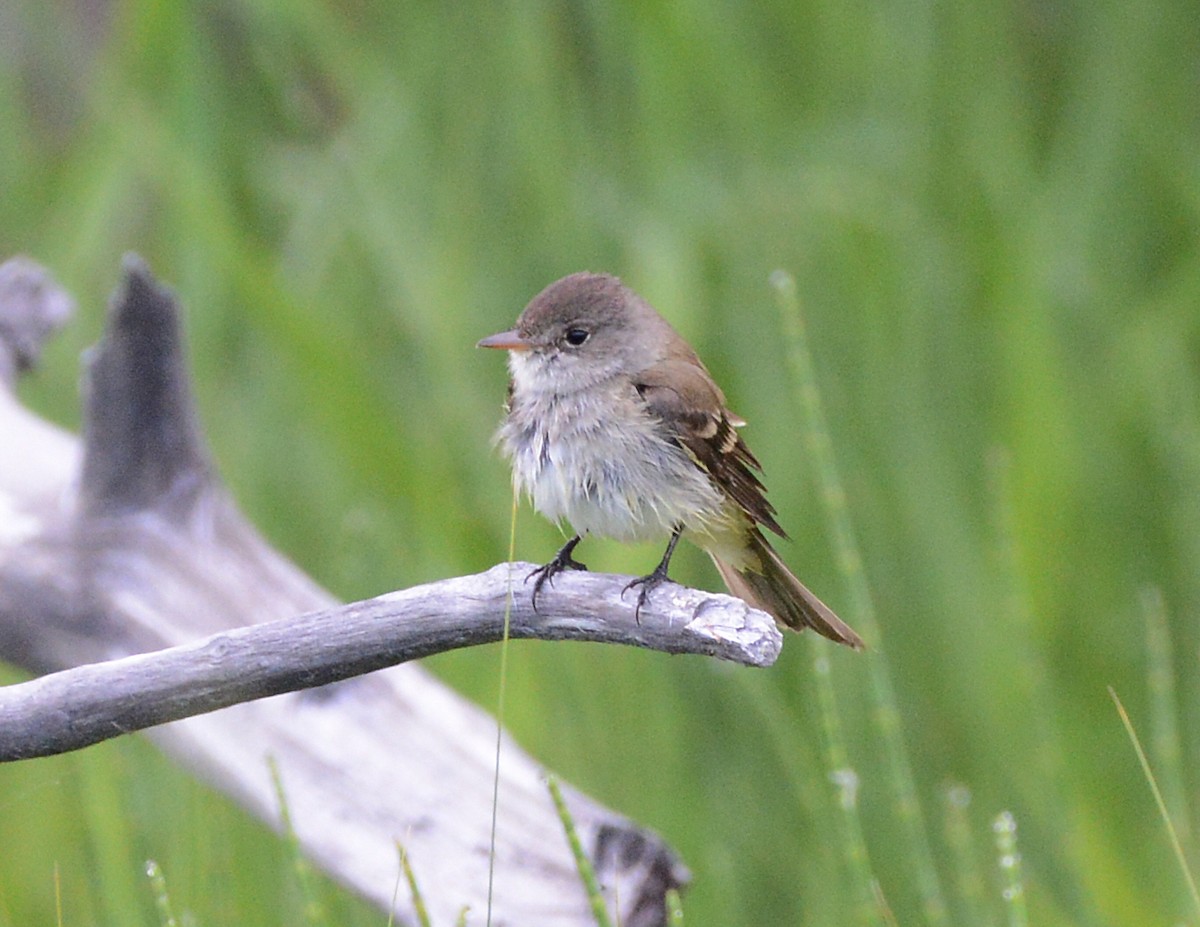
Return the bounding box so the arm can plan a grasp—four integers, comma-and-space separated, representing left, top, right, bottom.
145, 860, 179, 927
769, 272, 877, 924
813, 652, 877, 924
385, 841, 402, 927
942, 785, 996, 927
546, 775, 614, 927
395, 841, 432, 927
486, 489, 521, 925
665, 888, 684, 925
773, 270, 949, 925
267, 756, 328, 927
1109, 687, 1200, 919
993, 811, 1028, 927
871, 879, 901, 927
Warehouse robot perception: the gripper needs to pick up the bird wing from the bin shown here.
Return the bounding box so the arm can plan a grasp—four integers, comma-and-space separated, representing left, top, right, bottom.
633, 359, 786, 538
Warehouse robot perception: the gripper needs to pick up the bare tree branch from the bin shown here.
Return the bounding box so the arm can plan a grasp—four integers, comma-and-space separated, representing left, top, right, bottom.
0, 561, 779, 761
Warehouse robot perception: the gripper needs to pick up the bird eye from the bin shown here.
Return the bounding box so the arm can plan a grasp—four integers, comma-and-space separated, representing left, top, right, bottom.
564, 328, 590, 346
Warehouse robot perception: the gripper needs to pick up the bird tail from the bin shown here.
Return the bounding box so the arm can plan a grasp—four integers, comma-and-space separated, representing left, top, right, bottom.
710, 531, 864, 650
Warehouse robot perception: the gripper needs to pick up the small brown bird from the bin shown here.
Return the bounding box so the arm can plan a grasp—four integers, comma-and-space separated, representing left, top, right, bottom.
478, 272, 863, 649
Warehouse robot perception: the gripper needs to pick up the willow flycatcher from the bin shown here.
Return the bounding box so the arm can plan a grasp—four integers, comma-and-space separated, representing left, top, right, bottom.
478, 272, 863, 649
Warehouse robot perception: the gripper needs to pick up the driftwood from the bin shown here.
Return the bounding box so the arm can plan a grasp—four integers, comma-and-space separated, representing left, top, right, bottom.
0, 256, 783, 927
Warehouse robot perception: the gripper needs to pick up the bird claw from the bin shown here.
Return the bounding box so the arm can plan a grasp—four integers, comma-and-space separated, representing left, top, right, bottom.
622, 566, 671, 625
526, 540, 587, 612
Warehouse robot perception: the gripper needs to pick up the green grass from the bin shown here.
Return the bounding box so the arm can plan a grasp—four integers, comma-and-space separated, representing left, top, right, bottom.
1110, 684, 1200, 919
547, 775, 614, 927
145, 860, 179, 927
993, 811, 1029, 927
2, 1, 1200, 924
394, 841, 433, 927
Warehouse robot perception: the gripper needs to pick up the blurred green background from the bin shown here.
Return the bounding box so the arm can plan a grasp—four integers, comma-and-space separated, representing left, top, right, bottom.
2, 1, 1198, 925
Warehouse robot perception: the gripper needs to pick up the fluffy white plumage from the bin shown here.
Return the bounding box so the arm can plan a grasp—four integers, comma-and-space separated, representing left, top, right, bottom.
501, 347, 743, 556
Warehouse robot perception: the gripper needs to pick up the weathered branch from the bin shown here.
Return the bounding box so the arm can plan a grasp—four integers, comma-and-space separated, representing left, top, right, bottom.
0, 255, 786, 927
0, 562, 779, 761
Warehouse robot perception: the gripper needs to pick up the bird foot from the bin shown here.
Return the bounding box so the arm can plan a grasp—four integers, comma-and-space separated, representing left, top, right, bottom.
622, 564, 672, 625
527, 538, 587, 611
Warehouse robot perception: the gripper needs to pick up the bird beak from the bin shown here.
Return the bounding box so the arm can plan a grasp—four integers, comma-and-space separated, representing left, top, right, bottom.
477, 329, 531, 351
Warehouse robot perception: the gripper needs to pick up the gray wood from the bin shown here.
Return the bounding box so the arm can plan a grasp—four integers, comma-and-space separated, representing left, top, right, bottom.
0, 561, 779, 761
0, 256, 782, 927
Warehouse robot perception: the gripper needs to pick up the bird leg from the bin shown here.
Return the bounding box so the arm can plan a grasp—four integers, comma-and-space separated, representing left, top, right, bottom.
623, 525, 684, 623
527, 534, 587, 610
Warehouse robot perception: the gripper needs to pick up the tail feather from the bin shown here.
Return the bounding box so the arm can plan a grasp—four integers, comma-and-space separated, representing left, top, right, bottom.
711, 533, 864, 650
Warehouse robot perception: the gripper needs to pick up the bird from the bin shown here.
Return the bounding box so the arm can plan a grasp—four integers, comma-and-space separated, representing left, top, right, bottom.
478, 271, 863, 649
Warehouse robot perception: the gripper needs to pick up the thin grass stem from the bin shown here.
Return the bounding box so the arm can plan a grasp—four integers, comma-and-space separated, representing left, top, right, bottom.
942, 785, 996, 927
145, 860, 179, 927
546, 774, 614, 927
1109, 687, 1200, 919
993, 811, 1028, 927
872, 879, 902, 927
395, 841, 433, 927
665, 888, 685, 924
770, 273, 877, 924
813, 650, 876, 924
485, 490, 521, 926
386, 842, 402, 927
773, 270, 950, 926
267, 756, 328, 927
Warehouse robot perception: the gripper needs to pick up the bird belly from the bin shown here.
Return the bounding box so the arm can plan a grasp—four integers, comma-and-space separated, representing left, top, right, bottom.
501, 389, 730, 544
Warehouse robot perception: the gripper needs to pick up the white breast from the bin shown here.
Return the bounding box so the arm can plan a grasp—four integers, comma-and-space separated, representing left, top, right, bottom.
499, 370, 729, 544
